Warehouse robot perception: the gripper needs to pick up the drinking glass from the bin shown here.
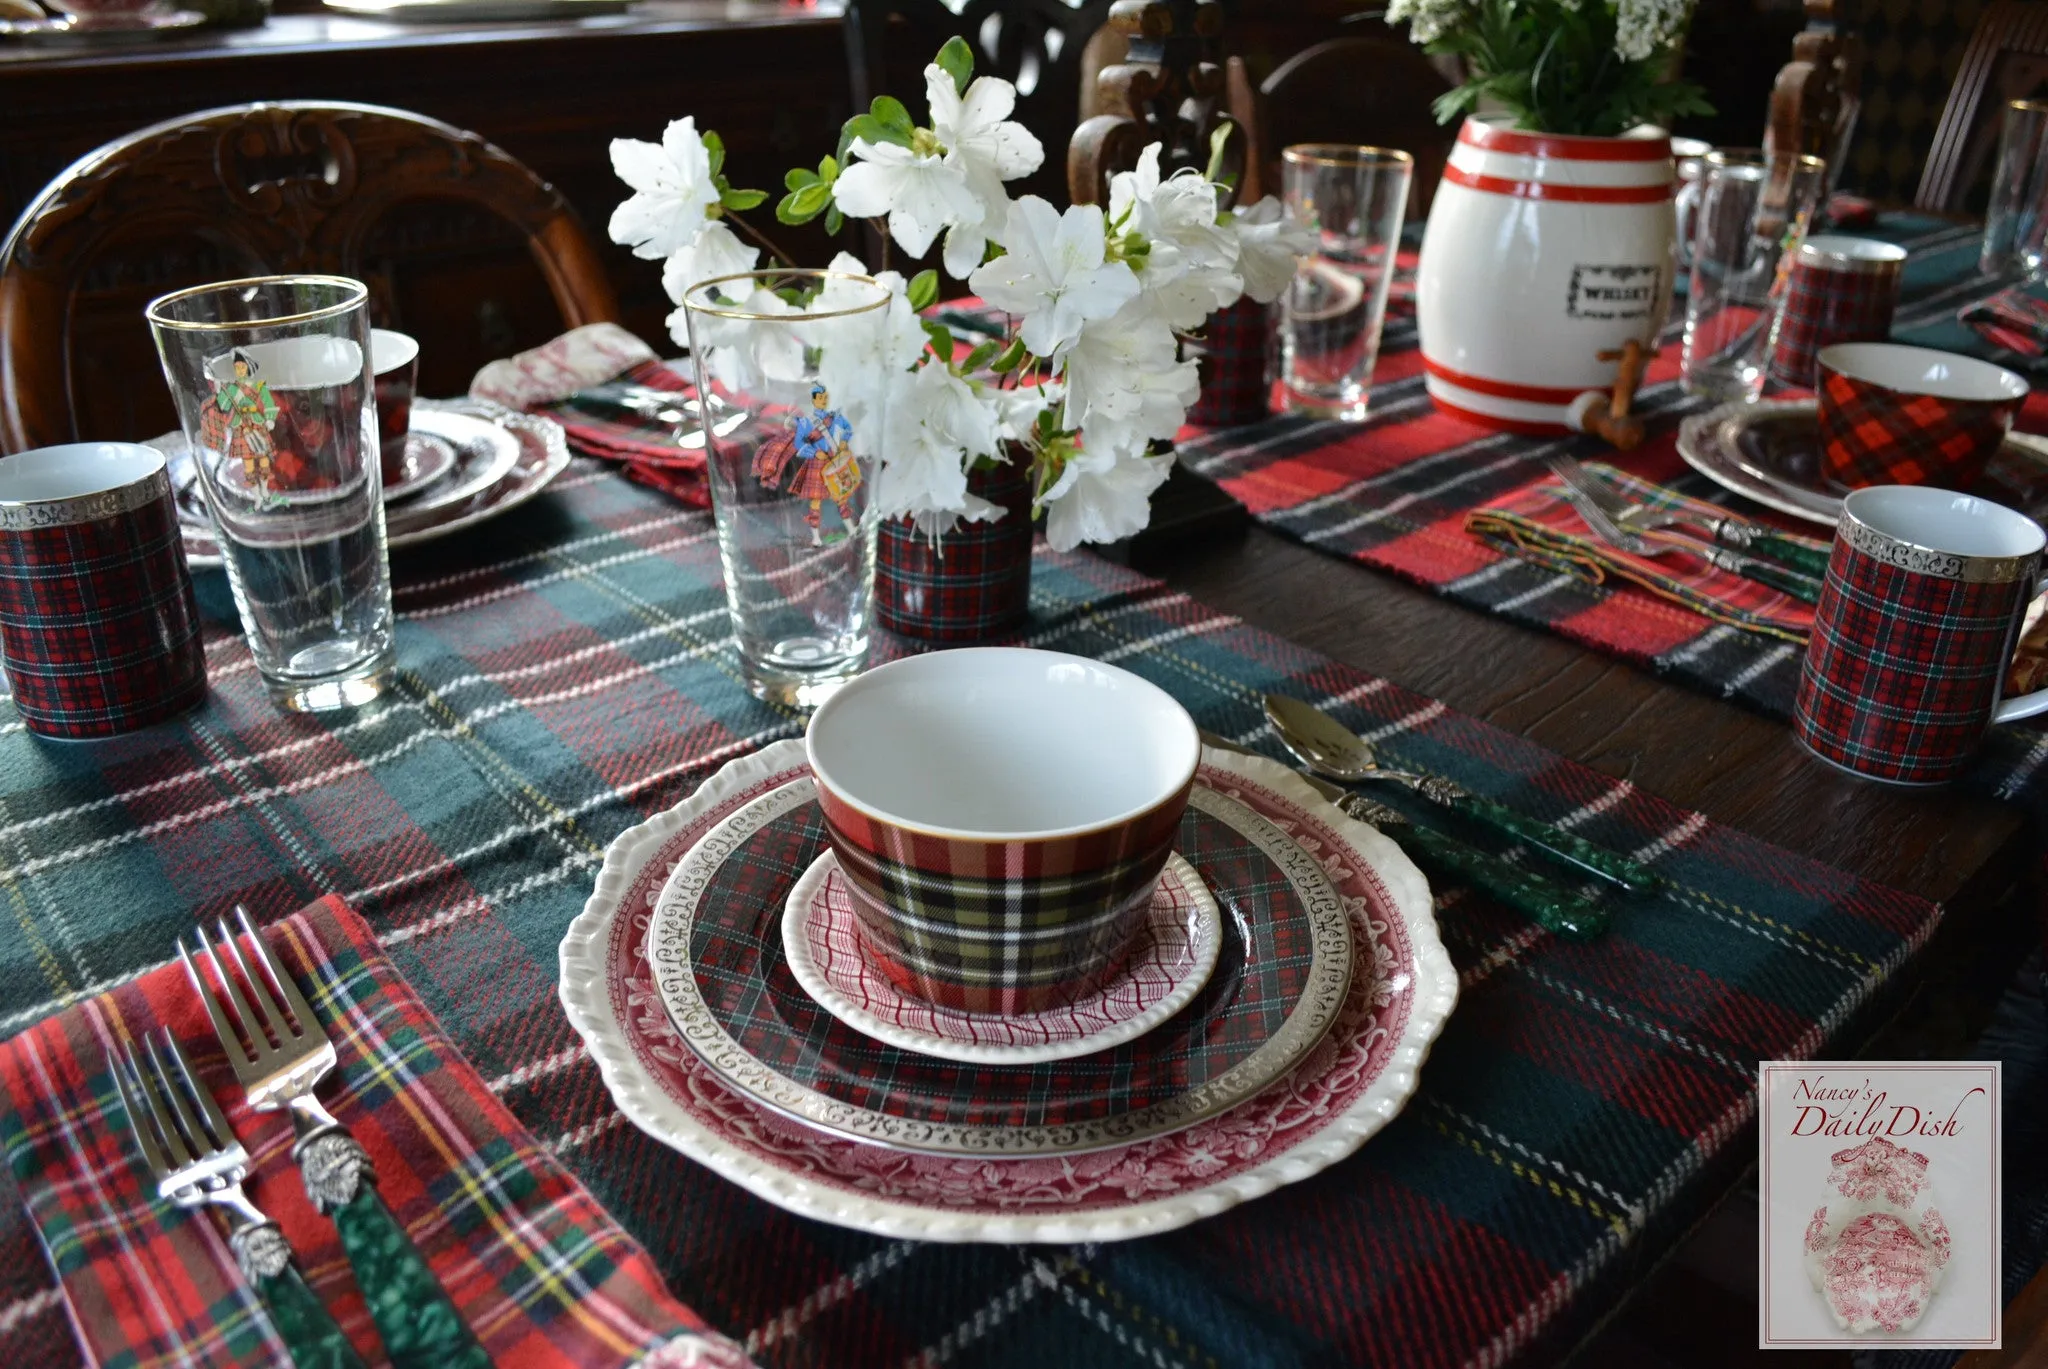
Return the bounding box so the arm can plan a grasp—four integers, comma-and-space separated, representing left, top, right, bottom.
1980, 98, 2048, 276
147, 276, 394, 713
1680, 150, 1829, 402
680, 268, 892, 708
1277, 144, 1412, 420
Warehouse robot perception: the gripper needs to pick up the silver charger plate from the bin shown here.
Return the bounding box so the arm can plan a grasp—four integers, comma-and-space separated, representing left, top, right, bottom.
1677, 399, 2048, 528
173, 399, 568, 568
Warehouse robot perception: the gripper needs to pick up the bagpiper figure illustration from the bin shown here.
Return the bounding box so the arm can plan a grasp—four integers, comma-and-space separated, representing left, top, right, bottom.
207, 350, 281, 507
752, 383, 860, 546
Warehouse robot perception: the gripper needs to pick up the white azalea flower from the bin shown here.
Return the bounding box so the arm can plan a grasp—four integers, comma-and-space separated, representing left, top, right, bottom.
993, 382, 1060, 445
1061, 297, 1199, 446
807, 253, 929, 457
1110, 145, 1238, 271
609, 117, 720, 261
660, 221, 762, 348
833, 139, 982, 261
969, 197, 1141, 358
1229, 196, 1318, 304
1134, 240, 1245, 332
681, 285, 808, 400
927, 63, 1043, 278
1044, 444, 1174, 551
875, 362, 1006, 532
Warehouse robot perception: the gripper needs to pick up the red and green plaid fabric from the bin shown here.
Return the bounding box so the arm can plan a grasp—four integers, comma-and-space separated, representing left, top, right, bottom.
0, 895, 745, 1369
1464, 463, 1824, 646
1962, 278, 2048, 358
0, 451, 1960, 1367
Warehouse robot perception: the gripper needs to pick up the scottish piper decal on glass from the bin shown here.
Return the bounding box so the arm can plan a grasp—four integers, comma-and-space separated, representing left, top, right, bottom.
680, 269, 893, 707
148, 276, 394, 713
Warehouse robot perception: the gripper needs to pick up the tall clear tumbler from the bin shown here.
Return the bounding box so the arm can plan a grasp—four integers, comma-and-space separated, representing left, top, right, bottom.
680, 269, 892, 708
1980, 99, 2048, 276
1277, 144, 1412, 420
1680, 151, 1829, 403
147, 276, 394, 713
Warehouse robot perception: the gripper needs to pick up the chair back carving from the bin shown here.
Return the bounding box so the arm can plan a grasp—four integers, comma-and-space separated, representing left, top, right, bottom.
0, 101, 616, 453
1916, 0, 2048, 212
1256, 34, 1455, 218
1069, 0, 1240, 208
844, 0, 1115, 209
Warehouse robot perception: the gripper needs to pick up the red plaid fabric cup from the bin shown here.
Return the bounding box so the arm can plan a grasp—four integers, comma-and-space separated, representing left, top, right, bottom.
806, 648, 1199, 1014
371, 328, 420, 485
1768, 235, 1906, 389
1816, 342, 2027, 490
0, 443, 206, 740
1794, 485, 2048, 785
874, 453, 1033, 641
1188, 296, 1273, 426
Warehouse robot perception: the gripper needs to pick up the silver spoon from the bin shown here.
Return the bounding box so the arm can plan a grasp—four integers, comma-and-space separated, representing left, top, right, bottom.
1263, 694, 1660, 896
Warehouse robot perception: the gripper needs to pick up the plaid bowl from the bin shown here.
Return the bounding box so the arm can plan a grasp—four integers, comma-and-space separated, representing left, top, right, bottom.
1816, 343, 2026, 490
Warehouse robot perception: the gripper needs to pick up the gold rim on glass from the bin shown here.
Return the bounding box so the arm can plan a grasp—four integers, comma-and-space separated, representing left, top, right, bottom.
2009, 98, 2048, 116
681, 269, 892, 322
1702, 149, 1827, 175
144, 275, 369, 332
1281, 144, 1414, 169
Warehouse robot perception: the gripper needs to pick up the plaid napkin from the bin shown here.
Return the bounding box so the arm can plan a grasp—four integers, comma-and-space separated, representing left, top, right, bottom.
1961, 278, 2048, 357
0, 895, 749, 1369
1464, 464, 1824, 645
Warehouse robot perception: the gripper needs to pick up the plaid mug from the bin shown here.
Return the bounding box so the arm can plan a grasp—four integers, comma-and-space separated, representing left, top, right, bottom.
1767, 235, 1906, 389
806, 648, 1199, 1015
1794, 485, 2048, 785
0, 443, 207, 740
1816, 342, 2027, 490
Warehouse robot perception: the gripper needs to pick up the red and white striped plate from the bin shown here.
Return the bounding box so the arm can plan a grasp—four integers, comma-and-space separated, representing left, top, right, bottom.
781, 850, 1223, 1065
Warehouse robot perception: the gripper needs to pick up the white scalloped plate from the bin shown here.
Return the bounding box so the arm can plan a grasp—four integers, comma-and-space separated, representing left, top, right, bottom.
558, 738, 1457, 1244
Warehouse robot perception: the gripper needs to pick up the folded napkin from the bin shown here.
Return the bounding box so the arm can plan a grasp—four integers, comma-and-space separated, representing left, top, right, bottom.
1465, 464, 1824, 645
0, 895, 749, 1369
470, 324, 708, 508
1960, 279, 2048, 358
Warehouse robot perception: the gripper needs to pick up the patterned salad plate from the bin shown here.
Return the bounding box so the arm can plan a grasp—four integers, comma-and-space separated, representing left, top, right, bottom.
1678, 398, 2048, 528
645, 769, 1352, 1157
783, 850, 1225, 1066
559, 739, 1457, 1242
170, 398, 566, 567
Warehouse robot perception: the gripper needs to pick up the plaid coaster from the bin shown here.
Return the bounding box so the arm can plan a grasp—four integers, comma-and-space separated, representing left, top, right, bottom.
1465, 465, 1822, 647
0, 896, 748, 1369
1961, 279, 2048, 359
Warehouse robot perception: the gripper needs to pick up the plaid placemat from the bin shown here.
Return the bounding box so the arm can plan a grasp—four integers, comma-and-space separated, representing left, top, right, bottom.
1179, 213, 2048, 804
0, 895, 745, 1369
1466, 464, 1823, 646
0, 458, 1953, 1368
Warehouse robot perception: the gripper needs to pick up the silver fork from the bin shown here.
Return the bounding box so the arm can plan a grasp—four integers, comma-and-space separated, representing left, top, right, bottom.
1542, 455, 1823, 604
107, 1027, 365, 1369
1546, 453, 1833, 579
182, 908, 490, 1369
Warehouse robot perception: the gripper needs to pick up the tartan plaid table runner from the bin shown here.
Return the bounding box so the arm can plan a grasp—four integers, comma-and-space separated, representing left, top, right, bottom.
0, 894, 744, 1368
1179, 212, 2048, 811
0, 461, 1947, 1367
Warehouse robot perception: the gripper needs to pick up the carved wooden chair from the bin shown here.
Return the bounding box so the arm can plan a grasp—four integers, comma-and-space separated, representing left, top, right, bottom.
1915, 0, 2048, 213
1256, 35, 1456, 218
843, 0, 1116, 209
0, 101, 617, 453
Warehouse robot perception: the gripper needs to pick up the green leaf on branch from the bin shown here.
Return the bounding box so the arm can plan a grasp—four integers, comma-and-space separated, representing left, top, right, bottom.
960, 340, 999, 374
785, 167, 818, 192
907, 269, 940, 312
1204, 123, 1233, 184
819, 154, 839, 182
720, 187, 768, 212
777, 180, 833, 224
870, 95, 915, 140
921, 319, 954, 359
842, 112, 913, 152
825, 205, 845, 235
936, 35, 974, 95
989, 337, 1028, 373
703, 130, 725, 179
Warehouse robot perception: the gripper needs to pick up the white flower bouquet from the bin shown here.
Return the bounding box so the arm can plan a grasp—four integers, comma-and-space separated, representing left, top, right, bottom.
607, 37, 1312, 551
1386, 0, 1711, 136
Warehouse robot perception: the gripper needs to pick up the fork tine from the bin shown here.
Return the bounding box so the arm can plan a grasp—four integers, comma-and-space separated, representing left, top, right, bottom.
197, 917, 275, 1057
217, 915, 296, 1045
144, 1032, 213, 1161
233, 905, 314, 1039
129, 1036, 196, 1169
161, 1031, 233, 1154
178, 935, 256, 1069
108, 1040, 170, 1177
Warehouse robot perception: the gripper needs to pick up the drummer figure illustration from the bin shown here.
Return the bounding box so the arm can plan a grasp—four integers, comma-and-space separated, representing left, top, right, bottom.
753, 383, 860, 546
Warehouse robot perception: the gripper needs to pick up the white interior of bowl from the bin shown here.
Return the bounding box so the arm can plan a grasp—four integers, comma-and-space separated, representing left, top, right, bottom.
1819, 342, 2028, 402
0, 443, 162, 503
1847, 486, 2045, 559
807, 647, 1200, 839
204, 336, 363, 390
371, 329, 419, 376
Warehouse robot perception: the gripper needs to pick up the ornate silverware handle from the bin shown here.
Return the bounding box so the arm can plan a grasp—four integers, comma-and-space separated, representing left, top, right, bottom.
232, 1220, 370, 1369
1406, 783, 1661, 896
1709, 519, 1833, 578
